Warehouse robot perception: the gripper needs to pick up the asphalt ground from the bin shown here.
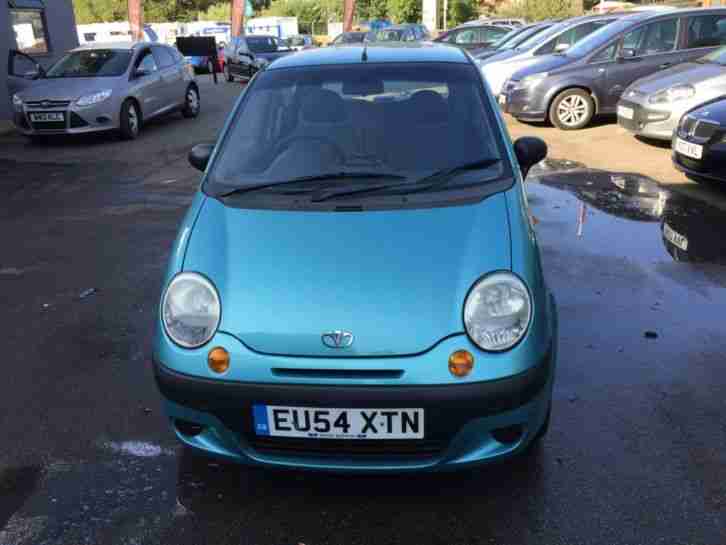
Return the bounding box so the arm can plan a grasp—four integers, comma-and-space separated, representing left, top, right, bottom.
1, 75, 725, 545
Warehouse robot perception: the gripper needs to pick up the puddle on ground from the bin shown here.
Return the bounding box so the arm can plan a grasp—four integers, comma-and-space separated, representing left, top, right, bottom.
529, 169, 726, 266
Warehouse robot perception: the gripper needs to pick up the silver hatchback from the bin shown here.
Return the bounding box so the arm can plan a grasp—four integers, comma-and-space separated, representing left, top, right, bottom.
11, 42, 199, 140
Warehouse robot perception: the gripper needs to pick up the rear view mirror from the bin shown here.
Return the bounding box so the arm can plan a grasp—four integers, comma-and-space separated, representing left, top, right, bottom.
619, 47, 637, 60
189, 143, 215, 172
513, 137, 547, 179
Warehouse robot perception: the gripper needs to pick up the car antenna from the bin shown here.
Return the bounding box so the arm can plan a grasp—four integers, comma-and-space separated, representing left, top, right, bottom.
361, 43, 368, 62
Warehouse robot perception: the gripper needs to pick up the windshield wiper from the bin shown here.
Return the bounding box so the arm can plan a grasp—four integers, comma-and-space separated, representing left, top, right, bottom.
311, 158, 502, 202
215, 172, 406, 198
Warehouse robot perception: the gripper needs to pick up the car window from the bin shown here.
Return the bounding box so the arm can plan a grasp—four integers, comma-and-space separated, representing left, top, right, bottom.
637, 18, 678, 55
152, 46, 175, 68
685, 14, 726, 49
45, 49, 133, 78
538, 21, 612, 55
455, 29, 478, 44
208, 62, 506, 195
137, 50, 158, 73
590, 41, 618, 63
485, 27, 509, 42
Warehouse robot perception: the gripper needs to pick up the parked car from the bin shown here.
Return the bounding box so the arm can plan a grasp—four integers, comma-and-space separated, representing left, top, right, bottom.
434, 24, 512, 55
502, 8, 726, 130
473, 21, 558, 62
286, 34, 315, 51
660, 192, 726, 263
480, 14, 623, 96
185, 45, 226, 74
465, 18, 526, 27
224, 35, 292, 82
9, 42, 199, 141
371, 23, 430, 42
672, 97, 726, 184
152, 43, 557, 472
330, 31, 370, 45
618, 42, 726, 141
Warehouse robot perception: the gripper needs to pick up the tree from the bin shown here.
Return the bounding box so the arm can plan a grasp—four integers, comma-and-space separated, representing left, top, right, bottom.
448, 0, 477, 26
387, 0, 420, 23
356, 0, 388, 21
496, 0, 574, 21
264, 0, 342, 23
73, 0, 222, 23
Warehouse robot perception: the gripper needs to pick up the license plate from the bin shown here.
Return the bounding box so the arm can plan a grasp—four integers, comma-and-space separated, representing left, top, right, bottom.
498, 94, 506, 106
663, 222, 688, 251
617, 105, 634, 120
253, 405, 424, 440
29, 112, 64, 122
675, 137, 703, 160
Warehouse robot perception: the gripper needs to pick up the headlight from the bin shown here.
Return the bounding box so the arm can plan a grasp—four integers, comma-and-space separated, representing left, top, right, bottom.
12, 94, 23, 110
463, 272, 532, 352
162, 272, 221, 348
648, 84, 695, 105
514, 72, 548, 91
76, 89, 112, 107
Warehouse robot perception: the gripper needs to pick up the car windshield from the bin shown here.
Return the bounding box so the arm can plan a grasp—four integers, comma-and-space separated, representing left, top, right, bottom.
206, 63, 505, 196
491, 27, 525, 48
698, 46, 726, 65
500, 24, 552, 50
45, 49, 132, 78
247, 37, 277, 53
515, 21, 572, 50
375, 29, 404, 41
565, 17, 637, 58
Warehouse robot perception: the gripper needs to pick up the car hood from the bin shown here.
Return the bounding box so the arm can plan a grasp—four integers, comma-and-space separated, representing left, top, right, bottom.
511, 54, 572, 80
184, 195, 512, 357
631, 62, 726, 95
18, 77, 122, 102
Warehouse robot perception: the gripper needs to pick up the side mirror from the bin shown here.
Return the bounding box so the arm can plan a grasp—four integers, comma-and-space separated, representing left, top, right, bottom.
513, 136, 547, 179
134, 68, 150, 78
554, 42, 570, 53
618, 48, 637, 61
23, 69, 41, 80
188, 143, 214, 172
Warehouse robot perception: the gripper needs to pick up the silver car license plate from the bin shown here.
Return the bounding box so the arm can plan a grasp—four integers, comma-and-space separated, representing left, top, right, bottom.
675, 137, 703, 160
253, 405, 424, 439
663, 223, 688, 251
30, 112, 64, 122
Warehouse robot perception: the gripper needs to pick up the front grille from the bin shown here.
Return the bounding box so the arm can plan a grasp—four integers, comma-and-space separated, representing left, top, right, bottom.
249, 436, 446, 458
680, 116, 721, 140
25, 99, 71, 109
30, 120, 66, 131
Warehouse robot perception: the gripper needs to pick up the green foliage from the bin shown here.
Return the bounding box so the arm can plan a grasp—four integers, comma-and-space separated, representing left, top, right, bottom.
199, 2, 230, 20
387, 0, 420, 23
448, 0, 478, 26
264, 0, 342, 22
496, 0, 574, 21
73, 0, 221, 23
356, 0, 388, 21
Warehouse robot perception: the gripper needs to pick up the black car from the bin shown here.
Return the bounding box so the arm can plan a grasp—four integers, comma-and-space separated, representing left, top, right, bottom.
672, 98, 726, 184
661, 191, 726, 263
473, 21, 556, 62
224, 35, 292, 82
501, 8, 726, 130
434, 24, 511, 55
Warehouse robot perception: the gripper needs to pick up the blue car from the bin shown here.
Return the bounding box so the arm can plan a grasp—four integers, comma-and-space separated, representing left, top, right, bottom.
152, 44, 558, 472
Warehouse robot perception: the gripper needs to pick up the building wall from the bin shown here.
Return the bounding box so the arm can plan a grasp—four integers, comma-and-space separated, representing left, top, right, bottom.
1, 0, 78, 122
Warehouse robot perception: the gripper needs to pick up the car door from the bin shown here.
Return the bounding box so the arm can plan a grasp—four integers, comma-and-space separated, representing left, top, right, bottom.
132, 48, 164, 117
601, 16, 682, 110
7, 50, 43, 98
234, 38, 256, 78
152, 46, 183, 108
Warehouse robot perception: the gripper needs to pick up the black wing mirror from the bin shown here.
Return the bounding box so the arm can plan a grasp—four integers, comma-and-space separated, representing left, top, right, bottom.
188, 143, 214, 172
513, 137, 547, 179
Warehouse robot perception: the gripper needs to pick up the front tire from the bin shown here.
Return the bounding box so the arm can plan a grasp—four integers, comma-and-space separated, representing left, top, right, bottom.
549, 89, 594, 130
119, 99, 140, 140
182, 86, 200, 119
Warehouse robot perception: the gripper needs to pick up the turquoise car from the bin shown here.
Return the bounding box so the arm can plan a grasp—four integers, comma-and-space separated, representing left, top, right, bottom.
152, 43, 557, 472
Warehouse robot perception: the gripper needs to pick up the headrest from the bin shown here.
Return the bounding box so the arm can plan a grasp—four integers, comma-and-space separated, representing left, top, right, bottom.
407, 90, 448, 124
300, 89, 346, 123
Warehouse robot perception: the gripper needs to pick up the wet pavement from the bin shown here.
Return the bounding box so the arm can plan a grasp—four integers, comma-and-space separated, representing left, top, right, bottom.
2, 79, 726, 544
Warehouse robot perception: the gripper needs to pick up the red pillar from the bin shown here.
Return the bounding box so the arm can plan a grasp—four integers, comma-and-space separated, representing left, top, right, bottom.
232, 0, 245, 37
343, 0, 355, 32
128, 0, 143, 41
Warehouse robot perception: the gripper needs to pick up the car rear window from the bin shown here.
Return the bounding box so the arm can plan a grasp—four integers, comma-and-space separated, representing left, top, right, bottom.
207, 62, 506, 196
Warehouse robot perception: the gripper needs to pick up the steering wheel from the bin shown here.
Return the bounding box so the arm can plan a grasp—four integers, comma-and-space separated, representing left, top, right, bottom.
274, 135, 346, 164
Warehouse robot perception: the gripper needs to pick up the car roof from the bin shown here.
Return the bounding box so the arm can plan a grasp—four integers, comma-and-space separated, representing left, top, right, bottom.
71, 41, 146, 51
385, 23, 420, 30
269, 43, 469, 70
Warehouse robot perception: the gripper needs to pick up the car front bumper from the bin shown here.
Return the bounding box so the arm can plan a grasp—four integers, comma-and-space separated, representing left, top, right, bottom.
616, 98, 677, 141
673, 142, 726, 183
153, 340, 555, 473
499, 83, 547, 122
14, 101, 119, 136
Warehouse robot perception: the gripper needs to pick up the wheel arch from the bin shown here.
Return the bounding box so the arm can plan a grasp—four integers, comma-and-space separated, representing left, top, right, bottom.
123, 95, 143, 123
545, 84, 599, 123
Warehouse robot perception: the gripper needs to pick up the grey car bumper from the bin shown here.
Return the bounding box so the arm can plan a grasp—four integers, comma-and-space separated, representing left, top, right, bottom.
500, 83, 548, 122
14, 102, 119, 136
616, 99, 676, 141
